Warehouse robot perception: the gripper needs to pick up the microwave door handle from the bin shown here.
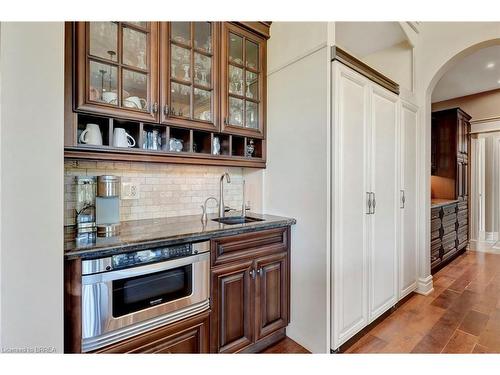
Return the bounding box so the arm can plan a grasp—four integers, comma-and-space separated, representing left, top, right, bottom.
82, 251, 209, 285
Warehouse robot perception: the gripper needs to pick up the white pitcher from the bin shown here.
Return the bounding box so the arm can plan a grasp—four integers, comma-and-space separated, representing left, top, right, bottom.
113, 128, 136, 148
79, 123, 103, 146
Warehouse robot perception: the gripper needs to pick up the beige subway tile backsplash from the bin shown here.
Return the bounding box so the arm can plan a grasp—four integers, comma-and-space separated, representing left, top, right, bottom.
64, 160, 243, 226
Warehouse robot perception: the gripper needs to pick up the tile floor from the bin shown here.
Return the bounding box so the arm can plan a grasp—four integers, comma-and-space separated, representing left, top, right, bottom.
345, 249, 500, 353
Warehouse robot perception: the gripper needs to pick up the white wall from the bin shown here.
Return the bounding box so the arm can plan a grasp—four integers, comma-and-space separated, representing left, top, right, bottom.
0, 22, 64, 352
265, 22, 329, 353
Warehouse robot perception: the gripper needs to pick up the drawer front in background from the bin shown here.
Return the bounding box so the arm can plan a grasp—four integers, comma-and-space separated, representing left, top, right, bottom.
431, 207, 442, 220
211, 227, 288, 266
443, 204, 457, 216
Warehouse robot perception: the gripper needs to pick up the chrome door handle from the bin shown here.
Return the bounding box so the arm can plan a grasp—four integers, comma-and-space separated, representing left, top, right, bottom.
372, 193, 376, 214
400, 190, 406, 209
367, 192, 372, 215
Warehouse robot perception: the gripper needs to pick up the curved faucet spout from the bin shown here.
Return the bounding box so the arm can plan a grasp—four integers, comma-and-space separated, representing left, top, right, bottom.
219, 173, 231, 217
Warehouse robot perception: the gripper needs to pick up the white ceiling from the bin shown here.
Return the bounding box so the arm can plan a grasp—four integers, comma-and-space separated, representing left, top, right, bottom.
432, 45, 500, 102
335, 22, 408, 57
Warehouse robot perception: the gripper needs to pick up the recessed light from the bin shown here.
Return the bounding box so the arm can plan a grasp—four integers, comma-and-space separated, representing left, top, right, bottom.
487, 62, 495, 69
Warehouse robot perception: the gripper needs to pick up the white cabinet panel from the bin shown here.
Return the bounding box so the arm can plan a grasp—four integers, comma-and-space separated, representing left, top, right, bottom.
400, 101, 418, 298
369, 87, 398, 321
331, 63, 370, 347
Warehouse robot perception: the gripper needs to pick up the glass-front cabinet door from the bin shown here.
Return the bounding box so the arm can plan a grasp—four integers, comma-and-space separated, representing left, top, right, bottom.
221, 23, 266, 137
75, 22, 159, 122
160, 22, 218, 131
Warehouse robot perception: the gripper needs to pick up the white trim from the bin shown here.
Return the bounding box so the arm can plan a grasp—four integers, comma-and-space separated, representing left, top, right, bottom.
485, 232, 498, 242
416, 275, 434, 295
470, 118, 500, 134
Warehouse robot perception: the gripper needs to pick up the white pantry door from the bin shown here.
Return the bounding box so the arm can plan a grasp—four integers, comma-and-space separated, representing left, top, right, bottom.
331, 63, 370, 348
368, 86, 398, 322
399, 101, 418, 298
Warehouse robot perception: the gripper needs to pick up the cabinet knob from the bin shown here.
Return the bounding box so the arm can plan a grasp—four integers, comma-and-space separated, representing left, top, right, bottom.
152, 102, 158, 114
250, 269, 256, 279
256, 267, 263, 276
164, 105, 169, 116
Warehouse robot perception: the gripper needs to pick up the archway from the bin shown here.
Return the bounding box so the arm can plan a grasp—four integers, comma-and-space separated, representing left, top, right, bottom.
420, 37, 500, 294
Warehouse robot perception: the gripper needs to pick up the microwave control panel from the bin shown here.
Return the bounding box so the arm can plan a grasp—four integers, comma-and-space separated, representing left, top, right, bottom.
112, 243, 193, 269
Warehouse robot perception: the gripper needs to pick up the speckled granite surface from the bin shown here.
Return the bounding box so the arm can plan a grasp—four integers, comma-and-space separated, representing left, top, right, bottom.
64, 212, 296, 260
431, 199, 459, 208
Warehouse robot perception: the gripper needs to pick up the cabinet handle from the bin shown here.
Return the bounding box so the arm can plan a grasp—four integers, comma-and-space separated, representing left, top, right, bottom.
372, 193, 376, 214
250, 269, 256, 279
163, 105, 169, 116
400, 189, 406, 209
366, 192, 372, 215
152, 102, 158, 114
257, 267, 263, 276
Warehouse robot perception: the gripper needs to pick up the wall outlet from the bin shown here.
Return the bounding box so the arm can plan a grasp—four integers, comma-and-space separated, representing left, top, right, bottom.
122, 182, 139, 200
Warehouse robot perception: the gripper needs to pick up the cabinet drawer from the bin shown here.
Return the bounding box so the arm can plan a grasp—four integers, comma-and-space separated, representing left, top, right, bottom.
458, 201, 468, 211
442, 213, 457, 226
431, 207, 442, 220
458, 210, 468, 221
93, 310, 210, 353
431, 218, 442, 232
442, 223, 456, 236
431, 238, 442, 254
211, 227, 289, 266
443, 204, 457, 216
431, 229, 441, 241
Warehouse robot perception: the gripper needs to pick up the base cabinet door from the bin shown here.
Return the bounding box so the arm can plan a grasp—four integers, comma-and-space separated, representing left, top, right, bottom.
255, 252, 289, 341
211, 260, 254, 353
93, 310, 210, 353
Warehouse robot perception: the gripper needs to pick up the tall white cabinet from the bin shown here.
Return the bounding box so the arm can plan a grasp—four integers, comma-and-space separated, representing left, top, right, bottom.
331, 61, 418, 350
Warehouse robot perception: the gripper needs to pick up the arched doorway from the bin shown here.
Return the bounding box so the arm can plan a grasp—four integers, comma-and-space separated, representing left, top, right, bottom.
421, 37, 500, 293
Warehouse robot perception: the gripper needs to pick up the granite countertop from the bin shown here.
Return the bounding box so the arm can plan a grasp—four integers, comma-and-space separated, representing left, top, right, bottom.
64, 212, 296, 260
431, 199, 460, 208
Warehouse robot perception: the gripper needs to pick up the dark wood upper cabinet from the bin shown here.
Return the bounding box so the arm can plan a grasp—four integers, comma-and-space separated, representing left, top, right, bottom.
67, 22, 270, 167
160, 22, 219, 131
74, 22, 160, 122
221, 23, 266, 138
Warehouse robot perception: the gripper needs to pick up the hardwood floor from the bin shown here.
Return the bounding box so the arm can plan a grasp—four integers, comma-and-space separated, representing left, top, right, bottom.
345, 249, 500, 353
261, 337, 310, 354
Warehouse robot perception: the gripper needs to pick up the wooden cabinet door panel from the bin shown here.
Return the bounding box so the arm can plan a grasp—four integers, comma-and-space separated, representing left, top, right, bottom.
211, 260, 254, 353
220, 22, 266, 138
74, 22, 160, 123
255, 252, 288, 340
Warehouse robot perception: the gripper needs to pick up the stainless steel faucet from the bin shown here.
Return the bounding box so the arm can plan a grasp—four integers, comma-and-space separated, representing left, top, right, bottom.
201, 196, 218, 223
219, 173, 231, 217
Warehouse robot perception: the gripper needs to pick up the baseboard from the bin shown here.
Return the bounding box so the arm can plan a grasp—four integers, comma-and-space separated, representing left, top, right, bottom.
485, 232, 498, 242
416, 275, 433, 295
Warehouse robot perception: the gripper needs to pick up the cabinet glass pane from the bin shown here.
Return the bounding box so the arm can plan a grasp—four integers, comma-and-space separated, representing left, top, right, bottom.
171, 82, 191, 118
194, 53, 211, 87
245, 71, 258, 100
229, 33, 243, 65
229, 97, 243, 126
171, 45, 191, 82
123, 27, 147, 70
194, 22, 211, 52
171, 22, 191, 46
122, 70, 148, 110
194, 88, 212, 121
229, 65, 244, 96
245, 40, 259, 70
127, 21, 147, 28
89, 60, 118, 104
89, 22, 118, 62
246, 101, 258, 129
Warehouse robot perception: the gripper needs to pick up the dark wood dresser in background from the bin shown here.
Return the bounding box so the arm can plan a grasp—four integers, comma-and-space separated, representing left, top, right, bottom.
431, 108, 471, 273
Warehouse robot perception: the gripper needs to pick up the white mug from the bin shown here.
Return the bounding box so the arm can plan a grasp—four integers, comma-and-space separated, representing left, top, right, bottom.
124, 96, 147, 110
102, 91, 118, 105
113, 128, 136, 148
79, 123, 103, 146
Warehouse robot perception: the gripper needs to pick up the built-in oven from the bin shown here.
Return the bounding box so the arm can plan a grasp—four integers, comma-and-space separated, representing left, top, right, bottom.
81, 241, 210, 352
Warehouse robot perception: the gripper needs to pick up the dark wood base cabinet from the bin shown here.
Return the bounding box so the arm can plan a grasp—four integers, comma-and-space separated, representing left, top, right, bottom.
92, 310, 210, 353
210, 227, 291, 353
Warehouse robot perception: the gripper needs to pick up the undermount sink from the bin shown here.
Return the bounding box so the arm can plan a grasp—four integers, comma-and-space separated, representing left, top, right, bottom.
212, 216, 265, 225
